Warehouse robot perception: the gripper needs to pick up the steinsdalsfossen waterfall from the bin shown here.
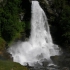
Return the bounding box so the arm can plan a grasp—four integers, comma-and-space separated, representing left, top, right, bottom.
8, 1, 60, 66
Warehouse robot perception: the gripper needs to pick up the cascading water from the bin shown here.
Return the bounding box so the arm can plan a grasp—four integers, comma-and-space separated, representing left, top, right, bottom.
8, 1, 60, 66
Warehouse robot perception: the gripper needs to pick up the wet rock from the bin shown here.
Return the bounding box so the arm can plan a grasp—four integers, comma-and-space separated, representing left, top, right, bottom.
0, 0, 3, 3
22, 0, 31, 21
38, 0, 54, 15
50, 56, 63, 65
61, 67, 69, 70
51, 54, 70, 69
42, 60, 49, 67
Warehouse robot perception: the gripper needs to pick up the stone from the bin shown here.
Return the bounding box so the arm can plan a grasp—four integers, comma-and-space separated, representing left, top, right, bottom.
61, 67, 69, 70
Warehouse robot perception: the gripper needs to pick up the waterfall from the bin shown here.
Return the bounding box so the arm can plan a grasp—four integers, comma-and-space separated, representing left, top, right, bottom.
8, 1, 60, 66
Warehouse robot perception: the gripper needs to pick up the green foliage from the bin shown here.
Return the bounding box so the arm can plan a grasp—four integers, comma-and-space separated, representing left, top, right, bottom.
0, 0, 25, 42
0, 60, 28, 70
0, 37, 6, 51
52, 0, 70, 47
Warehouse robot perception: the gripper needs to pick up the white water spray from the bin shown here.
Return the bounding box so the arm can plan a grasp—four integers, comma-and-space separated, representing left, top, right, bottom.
8, 1, 60, 66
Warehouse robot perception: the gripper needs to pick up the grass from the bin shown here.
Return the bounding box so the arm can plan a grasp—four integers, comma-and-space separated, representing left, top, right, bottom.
0, 60, 28, 70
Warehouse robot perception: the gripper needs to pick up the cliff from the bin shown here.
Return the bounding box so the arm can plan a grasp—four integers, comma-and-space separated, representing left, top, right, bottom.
0, 0, 70, 69
38, 0, 70, 49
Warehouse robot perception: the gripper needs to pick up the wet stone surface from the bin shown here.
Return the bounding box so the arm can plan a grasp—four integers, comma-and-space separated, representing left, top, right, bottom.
27, 54, 70, 70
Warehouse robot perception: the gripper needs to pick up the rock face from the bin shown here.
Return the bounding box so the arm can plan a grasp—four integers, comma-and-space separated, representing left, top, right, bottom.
0, 0, 3, 3
23, 0, 54, 21
38, 0, 54, 15
22, 0, 31, 21
29, 0, 55, 15
50, 54, 70, 70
